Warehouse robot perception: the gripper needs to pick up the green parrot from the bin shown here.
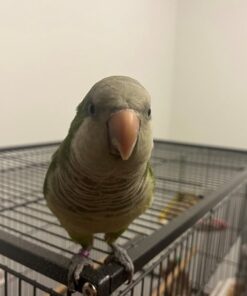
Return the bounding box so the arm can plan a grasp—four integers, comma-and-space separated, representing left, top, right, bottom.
43, 76, 154, 289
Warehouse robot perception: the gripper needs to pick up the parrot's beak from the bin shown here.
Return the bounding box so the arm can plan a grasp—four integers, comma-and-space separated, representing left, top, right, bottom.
108, 109, 140, 160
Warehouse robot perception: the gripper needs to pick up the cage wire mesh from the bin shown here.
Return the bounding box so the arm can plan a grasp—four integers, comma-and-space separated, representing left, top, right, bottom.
0, 141, 246, 296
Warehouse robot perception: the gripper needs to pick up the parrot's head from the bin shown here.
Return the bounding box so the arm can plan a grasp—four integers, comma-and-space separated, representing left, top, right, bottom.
68, 76, 153, 176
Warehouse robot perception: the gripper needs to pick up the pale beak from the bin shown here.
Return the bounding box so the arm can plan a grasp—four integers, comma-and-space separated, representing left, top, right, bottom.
108, 109, 140, 160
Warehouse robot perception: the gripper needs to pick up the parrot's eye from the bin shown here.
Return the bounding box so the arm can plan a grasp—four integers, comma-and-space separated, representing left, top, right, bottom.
147, 108, 151, 117
88, 103, 96, 115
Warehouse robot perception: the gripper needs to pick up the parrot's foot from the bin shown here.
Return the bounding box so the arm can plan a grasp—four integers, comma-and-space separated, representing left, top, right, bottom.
105, 243, 134, 283
68, 249, 92, 291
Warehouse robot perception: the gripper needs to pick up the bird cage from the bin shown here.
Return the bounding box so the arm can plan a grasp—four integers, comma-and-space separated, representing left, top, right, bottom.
0, 140, 246, 296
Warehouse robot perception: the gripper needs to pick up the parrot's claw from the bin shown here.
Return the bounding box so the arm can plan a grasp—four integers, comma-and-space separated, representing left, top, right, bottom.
68, 249, 92, 291
105, 243, 134, 283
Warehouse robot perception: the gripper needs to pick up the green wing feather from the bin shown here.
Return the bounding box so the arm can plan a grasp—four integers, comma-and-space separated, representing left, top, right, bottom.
146, 162, 155, 207
43, 95, 91, 196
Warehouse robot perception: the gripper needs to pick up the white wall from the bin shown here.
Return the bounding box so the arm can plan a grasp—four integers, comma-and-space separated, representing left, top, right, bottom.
0, 0, 177, 146
170, 0, 247, 148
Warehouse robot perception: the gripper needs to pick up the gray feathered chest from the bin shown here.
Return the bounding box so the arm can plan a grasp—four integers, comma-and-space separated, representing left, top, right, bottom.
52, 154, 149, 218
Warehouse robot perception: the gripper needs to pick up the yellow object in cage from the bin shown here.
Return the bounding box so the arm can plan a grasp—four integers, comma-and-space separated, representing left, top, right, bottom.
159, 192, 203, 222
